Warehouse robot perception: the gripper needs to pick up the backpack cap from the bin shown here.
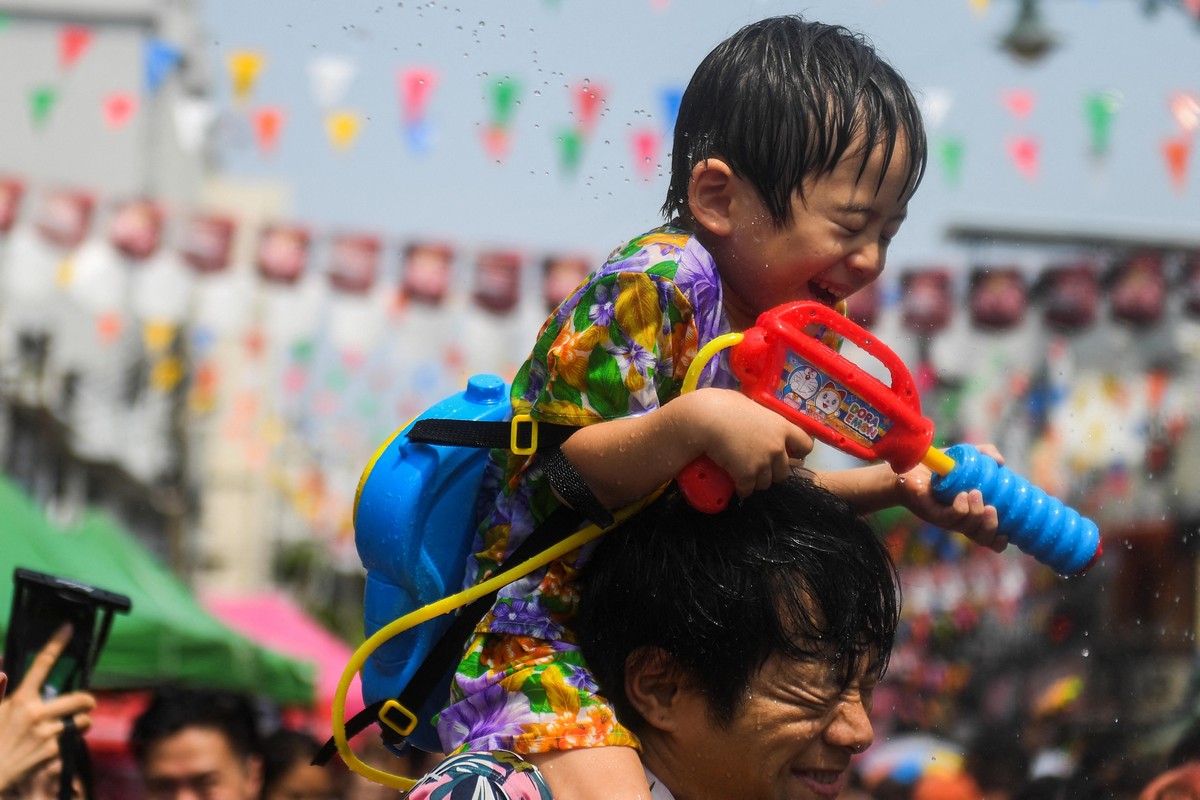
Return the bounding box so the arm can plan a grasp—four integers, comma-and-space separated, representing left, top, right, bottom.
354, 373, 510, 751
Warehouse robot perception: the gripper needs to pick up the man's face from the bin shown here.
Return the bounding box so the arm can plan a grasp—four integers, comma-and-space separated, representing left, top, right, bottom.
141, 727, 262, 800
656, 653, 877, 800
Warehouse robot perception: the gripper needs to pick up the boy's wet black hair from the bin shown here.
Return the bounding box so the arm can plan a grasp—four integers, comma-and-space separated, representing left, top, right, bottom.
576, 476, 901, 729
661, 15, 928, 227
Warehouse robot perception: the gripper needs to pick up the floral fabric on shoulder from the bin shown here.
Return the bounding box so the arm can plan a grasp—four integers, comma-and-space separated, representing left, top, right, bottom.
404, 751, 554, 800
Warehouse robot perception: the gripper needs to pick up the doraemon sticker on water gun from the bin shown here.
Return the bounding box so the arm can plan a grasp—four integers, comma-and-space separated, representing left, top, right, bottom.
777, 353, 894, 453
677, 301, 1102, 578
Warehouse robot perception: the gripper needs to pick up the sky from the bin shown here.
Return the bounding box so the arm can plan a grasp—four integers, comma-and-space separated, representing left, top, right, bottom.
199, 0, 1200, 280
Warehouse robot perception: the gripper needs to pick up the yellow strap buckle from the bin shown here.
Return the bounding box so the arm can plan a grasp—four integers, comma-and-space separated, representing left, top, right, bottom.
510, 414, 538, 455
379, 699, 419, 738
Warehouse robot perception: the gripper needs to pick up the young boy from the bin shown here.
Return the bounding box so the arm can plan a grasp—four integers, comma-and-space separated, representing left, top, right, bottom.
435, 15, 1003, 800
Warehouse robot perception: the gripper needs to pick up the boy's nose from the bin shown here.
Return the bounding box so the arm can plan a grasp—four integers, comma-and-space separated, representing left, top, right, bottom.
846, 241, 883, 277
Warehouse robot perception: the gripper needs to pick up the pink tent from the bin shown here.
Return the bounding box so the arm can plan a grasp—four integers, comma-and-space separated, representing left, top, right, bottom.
203, 591, 365, 734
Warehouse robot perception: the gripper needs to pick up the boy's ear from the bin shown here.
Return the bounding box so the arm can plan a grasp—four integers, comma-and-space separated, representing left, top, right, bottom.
625, 646, 688, 733
687, 157, 738, 238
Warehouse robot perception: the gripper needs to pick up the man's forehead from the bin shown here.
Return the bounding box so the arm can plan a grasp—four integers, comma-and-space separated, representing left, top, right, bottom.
144, 726, 243, 770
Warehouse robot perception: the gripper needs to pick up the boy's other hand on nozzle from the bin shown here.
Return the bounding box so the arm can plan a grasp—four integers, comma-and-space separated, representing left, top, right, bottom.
895, 443, 1007, 553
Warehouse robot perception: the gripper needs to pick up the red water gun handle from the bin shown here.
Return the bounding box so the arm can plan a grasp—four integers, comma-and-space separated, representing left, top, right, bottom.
676, 301, 937, 513
677, 455, 736, 513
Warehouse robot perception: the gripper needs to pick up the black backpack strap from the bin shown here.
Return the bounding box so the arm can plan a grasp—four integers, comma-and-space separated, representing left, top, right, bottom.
313, 503, 587, 766
409, 417, 613, 528
407, 416, 578, 453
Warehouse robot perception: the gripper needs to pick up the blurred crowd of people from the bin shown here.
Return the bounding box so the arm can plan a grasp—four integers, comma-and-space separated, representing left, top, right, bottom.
0, 625, 425, 800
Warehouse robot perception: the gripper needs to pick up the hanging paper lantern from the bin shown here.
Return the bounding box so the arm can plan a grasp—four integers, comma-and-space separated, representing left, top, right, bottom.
542, 254, 591, 312
846, 282, 880, 329
1107, 250, 1166, 327
255, 224, 311, 284
1037, 262, 1100, 332
64, 238, 125, 315
968, 266, 1027, 330
108, 198, 163, 261
35, 189, 94, 248
327, 233, 381, 294
180, 214, 236, 273
1181, 252, 1200, 319
401, 241, 454, 305
0, 178, 25, 233
473, 250, 523, 315
131, 251, 194, 325
900, 268, 954, 333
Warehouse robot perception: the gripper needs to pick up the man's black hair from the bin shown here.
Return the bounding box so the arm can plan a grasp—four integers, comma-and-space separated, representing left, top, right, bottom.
576, 476, 900, 729
129, 686, 262, 765
661, 15, 927, 226
261, 728, 325, 796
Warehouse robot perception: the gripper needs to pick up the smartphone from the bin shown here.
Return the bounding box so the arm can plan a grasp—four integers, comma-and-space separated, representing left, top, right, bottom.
3, 568, 132, 695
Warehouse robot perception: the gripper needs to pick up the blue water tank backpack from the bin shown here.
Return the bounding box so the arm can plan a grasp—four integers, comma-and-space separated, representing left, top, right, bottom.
353, 374, 512, 751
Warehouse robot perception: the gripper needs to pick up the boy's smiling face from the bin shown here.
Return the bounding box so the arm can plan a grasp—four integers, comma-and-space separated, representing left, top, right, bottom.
693, 134, 913, 332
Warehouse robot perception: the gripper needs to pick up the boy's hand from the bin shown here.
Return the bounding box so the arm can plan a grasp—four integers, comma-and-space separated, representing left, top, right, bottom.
895, 443, 1007, 553
683, 388, 815, 499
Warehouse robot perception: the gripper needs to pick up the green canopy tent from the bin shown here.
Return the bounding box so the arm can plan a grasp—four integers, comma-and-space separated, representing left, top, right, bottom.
0, 475, 314, 707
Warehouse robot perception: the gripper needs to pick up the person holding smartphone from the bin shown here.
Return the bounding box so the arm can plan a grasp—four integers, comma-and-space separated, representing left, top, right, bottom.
0, 625, 97, 793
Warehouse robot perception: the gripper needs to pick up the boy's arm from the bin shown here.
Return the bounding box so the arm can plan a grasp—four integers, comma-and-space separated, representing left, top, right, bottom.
558, 388, 815, 511
812, 457, 1007, 553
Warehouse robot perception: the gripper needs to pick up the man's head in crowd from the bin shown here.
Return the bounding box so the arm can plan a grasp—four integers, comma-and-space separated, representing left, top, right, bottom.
129, 687, 263, 800
577, 476, 901, 800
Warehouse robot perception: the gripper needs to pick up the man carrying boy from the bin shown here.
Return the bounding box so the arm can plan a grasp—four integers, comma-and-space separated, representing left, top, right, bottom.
407, 476, 900, 800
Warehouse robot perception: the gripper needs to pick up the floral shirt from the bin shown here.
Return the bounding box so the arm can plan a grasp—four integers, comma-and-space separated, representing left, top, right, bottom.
436, 225, 732, 754
463, 223, 733, 640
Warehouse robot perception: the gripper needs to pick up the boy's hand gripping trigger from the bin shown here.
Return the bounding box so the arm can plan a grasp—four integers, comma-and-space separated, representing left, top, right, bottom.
676, 301, 1102, 576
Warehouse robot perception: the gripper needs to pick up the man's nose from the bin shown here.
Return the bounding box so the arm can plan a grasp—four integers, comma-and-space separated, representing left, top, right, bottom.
826, 697, 874, 754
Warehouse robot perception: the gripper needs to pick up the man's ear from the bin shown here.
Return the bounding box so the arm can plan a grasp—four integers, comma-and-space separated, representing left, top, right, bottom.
687, 157, 738, 238
245, 754, 264, 798
625, 646, 688, 733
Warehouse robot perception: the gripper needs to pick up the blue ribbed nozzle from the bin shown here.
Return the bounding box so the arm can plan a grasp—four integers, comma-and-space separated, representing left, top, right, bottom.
930, 444, 1101, 575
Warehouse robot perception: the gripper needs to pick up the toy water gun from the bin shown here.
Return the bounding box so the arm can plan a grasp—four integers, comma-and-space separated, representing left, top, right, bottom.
676, 301, 1102, 576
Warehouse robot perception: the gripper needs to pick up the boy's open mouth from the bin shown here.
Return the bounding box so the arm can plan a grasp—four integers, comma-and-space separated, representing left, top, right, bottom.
808, 279, 848, 306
